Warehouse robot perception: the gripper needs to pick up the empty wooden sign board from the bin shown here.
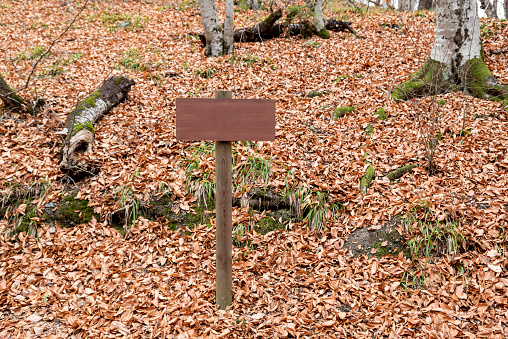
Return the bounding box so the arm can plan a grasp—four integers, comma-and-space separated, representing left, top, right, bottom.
176, 92, 275, 310
176, 98, 275, 141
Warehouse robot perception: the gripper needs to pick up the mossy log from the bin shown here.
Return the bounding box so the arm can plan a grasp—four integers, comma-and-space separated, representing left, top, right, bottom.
0, 73, 26, 113
386, 164, 417, 181
199, 12, 357, 44
60, 76, 135, 171
392, 57, 508, 102
233, 9, 283, 42
360, 164, 375, 194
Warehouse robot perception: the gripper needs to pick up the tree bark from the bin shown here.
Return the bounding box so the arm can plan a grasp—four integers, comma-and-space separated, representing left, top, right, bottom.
247, 0, 260, 10
60, 76, 135, 171
199, 0, 223, 57
418, 0, 433, 10
505, 0, 508, 20
479, 0, 498, 18
224, 0, 235, 54
392, 0, 507, 101
314, 0, 329, 38
199, 0, 235, 57
233, 9, 283, 42
228, 10, 357, 43
0, 73, 26, 113
400, 0, 416, 11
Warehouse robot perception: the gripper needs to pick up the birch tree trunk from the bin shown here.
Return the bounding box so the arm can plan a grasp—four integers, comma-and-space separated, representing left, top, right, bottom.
0, 73, 26, 113
60, 76, 135, 171
392, 0, 507, 102
479, 0, 498, 18
314, 0, 330, 38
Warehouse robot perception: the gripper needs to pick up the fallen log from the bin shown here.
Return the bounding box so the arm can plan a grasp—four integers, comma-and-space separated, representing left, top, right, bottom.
233, 9, 283, 42
60, 76, 135, 171
198, 11, 358, 45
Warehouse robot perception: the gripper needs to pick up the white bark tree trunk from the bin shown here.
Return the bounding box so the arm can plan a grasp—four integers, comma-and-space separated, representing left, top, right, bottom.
400, 0, 416, 11
223, 0, 234, 54
247, 0, 260, 10
314, 0, 326, 32
199, 0, 223, 57
418, 0, 433, 10
479, 0, 498, 18
199, 0, 235, 57
392, 0, 507, 101
430, 0, 481, 69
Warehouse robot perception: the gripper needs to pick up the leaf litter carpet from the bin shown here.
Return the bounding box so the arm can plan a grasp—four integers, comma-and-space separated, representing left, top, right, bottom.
0, 1, 508, 337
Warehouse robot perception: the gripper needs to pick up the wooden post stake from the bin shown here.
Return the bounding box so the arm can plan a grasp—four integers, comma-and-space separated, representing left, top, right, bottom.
175, 90, 274, 311
214, 90, 233, 310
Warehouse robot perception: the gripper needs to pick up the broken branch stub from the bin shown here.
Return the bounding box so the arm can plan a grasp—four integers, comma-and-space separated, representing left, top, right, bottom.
60, 76, 135, 171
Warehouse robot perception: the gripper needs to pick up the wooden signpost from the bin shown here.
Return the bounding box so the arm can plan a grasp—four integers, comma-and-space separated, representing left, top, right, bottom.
176, 91, 275, 310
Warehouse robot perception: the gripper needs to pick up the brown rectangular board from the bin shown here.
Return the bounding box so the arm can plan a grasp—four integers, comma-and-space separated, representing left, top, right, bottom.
176, 98, 275, 141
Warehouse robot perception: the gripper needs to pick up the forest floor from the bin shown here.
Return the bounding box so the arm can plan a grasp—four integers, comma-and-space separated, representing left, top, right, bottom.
1, 0, 508, 337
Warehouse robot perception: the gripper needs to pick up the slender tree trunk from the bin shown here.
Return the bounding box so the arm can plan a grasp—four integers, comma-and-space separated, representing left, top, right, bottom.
247, 0, 260, 10
392, 0, 507, 101
479, 0, 498, 18
224, 0, 234, 54
0, 73, 26, 112
505, 0, 508, 20
314, 0, 329, 38
400, 0, 416, 11
418, 0, 433, 10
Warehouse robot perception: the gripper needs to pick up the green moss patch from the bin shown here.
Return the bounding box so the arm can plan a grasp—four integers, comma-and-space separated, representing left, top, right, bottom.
255, 210, 288, 235
374, 107, 386, 120
47, 193, 99, 227
392, 58, 445, 101
333, 106, 355, 119
316, 28, 330, 39
393, 57, 508, 102
360, 164, 375, 194
78, 90, 101, 109
364, 124, 374, 136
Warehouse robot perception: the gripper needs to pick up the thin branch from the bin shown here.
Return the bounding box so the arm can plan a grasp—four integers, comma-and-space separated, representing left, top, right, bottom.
6, 0, 89, 98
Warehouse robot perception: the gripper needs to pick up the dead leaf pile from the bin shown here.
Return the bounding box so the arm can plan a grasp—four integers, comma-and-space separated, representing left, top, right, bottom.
0, 0, 507, 337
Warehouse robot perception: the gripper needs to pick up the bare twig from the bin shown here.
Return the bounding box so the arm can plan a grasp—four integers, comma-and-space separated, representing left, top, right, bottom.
6, 0, 89, 99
